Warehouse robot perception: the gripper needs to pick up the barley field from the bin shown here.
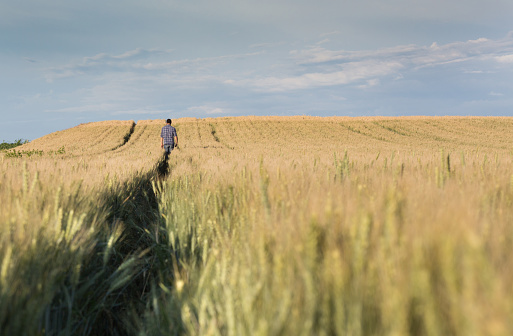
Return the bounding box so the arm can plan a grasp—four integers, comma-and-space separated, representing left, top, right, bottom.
1, 116, 513, 335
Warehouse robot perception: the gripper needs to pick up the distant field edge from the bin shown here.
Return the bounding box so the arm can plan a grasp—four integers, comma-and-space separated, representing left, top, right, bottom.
18, 115, 513, 144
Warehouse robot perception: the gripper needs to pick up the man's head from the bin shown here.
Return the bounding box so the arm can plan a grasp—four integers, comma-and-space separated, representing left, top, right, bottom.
166, 119, 172, 124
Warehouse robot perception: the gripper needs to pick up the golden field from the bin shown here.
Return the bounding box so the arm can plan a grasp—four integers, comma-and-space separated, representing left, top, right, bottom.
1, 116, 513, 335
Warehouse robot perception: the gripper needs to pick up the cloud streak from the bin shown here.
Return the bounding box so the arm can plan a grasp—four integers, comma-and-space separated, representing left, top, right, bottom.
44, 48, 263, 86
187, 105, 230, 115
225, 33, 513, 92
44, 33, 513, 94
39, 33, 513, 119
226, 60, 403, 92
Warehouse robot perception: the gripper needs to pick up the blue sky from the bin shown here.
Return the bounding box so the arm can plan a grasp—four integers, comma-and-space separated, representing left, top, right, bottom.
1, 0, 513, 141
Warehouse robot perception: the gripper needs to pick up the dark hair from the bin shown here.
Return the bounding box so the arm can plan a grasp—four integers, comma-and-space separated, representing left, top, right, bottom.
166, 119, 172, 124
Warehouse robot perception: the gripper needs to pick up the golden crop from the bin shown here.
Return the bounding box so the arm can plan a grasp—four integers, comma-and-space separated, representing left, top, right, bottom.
1, 116, 513, 335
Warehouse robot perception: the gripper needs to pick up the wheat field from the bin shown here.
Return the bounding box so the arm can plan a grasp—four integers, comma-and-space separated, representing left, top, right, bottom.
1, 116, 513, 335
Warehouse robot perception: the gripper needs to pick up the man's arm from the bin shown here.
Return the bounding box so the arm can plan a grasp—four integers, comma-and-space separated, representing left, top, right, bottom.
174, 135, 178, 148
161, 136, 164, 148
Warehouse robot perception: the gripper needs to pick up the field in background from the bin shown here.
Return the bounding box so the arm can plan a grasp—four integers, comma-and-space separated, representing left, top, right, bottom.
1, 116, 513, 335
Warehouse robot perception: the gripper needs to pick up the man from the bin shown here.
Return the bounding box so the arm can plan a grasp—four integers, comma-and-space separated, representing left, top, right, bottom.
160, 119, 178, 159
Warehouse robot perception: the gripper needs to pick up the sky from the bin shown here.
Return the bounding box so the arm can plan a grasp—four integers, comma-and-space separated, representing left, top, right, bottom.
1, 0, 513, 141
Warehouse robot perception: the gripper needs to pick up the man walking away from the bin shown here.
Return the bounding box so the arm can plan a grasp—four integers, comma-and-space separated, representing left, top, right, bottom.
161, 119, 178, 160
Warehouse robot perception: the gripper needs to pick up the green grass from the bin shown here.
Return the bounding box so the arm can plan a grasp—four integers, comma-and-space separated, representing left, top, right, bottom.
0, 139, 29, 150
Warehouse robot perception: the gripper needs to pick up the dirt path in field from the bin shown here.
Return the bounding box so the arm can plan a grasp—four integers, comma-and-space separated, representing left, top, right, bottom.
99, 153, 170, 335
49, 152, 172, 336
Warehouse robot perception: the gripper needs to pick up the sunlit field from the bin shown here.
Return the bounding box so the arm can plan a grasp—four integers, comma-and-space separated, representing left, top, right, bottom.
2, 116, 513, 335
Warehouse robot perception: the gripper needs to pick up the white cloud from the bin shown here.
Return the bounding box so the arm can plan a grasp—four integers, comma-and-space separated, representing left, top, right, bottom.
294, 36, 513, 67
43, 48, 170, 81
495, 55, 513, 63
358, 79, 380, 89
113, 48, 147, 59
226, 33, 513, 92
227, 60, 402, 92
186, 105, 230, 115
111, 108, 173, 115
43, 33, 513, 96
45, 49, 261, 83
316, 39, 330, 45
45, 103, 119, 113
36, 33, 513, 120
489, 92, 504, 96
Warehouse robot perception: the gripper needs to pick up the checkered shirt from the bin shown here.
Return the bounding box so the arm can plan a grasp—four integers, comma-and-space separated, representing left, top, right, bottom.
161, 125, 177, 145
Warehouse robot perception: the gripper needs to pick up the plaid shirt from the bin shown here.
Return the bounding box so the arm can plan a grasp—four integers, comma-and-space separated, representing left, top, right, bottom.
161, 125, 177, 145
